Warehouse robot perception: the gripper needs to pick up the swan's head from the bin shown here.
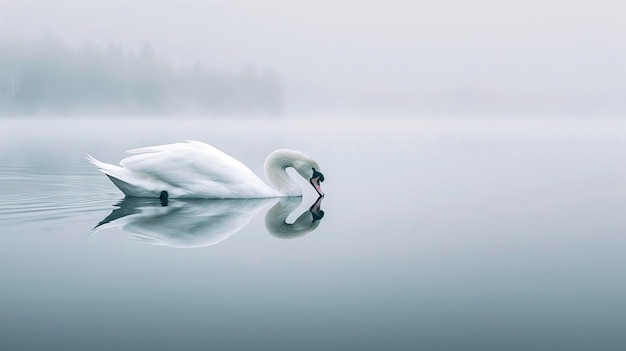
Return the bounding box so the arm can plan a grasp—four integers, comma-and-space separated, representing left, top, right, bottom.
289, 154, 324, 197
265, 149, 325, 196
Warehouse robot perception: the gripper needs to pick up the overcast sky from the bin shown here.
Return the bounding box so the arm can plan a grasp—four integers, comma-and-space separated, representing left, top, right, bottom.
2, 0, 625, 113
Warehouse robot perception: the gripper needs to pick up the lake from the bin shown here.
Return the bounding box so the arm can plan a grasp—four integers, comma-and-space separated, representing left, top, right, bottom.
1, 116, 625, 350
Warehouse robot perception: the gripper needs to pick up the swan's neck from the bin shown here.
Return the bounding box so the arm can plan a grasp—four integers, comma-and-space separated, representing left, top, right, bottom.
264, 161, 302, 196
264, 151, 306, 196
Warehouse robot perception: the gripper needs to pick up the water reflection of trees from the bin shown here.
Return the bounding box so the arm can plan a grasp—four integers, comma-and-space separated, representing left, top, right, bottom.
0, 36, 283, 115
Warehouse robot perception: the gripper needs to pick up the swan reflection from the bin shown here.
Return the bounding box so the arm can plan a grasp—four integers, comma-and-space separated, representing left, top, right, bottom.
92, 196, 324, 248
265, 197, 324, 239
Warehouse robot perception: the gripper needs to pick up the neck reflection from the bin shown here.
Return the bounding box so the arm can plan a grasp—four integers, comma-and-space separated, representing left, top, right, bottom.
264, 196, 324, 239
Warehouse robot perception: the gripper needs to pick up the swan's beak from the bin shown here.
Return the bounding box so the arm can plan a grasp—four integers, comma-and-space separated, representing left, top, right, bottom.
310, 176, 324, 196
310, 169, 325, 196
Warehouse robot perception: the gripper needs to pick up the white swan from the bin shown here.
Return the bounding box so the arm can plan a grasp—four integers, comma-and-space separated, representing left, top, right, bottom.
87, 141, 324, 199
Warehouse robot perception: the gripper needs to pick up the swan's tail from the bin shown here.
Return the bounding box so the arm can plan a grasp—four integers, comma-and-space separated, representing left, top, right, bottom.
87, 154, 158, 197
87, 154, 113, 172
86, 153, 128, 179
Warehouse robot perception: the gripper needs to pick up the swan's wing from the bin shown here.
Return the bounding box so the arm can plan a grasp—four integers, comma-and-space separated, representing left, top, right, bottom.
121, 141, 257, 183
119, 141, 271, 198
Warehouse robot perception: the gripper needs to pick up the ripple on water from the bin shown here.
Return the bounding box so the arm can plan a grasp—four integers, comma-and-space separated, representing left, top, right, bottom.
0, 167, 120, 226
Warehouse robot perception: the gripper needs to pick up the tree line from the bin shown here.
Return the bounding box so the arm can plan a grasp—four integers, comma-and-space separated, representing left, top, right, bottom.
0, 37, 283, 115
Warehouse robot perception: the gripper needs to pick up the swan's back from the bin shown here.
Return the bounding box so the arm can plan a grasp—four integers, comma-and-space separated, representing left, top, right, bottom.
91, 141, 278, 199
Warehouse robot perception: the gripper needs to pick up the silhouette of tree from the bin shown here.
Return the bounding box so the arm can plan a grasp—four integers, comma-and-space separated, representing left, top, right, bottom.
0, 37, 283, 116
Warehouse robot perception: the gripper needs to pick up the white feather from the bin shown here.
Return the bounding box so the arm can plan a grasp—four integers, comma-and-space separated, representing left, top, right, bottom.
88, 141, 323, 199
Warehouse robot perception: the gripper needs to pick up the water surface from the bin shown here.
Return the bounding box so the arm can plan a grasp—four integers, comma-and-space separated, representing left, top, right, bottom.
1, 117, 625, 350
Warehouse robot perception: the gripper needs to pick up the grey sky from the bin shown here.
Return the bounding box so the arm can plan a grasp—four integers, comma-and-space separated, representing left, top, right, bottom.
2, 0, 625, 113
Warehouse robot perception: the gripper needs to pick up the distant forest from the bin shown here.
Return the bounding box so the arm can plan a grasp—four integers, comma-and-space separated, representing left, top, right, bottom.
0, 37, 283, 115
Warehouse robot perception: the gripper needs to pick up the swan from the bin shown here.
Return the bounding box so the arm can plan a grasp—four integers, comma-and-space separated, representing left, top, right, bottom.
87, 141, 325, 199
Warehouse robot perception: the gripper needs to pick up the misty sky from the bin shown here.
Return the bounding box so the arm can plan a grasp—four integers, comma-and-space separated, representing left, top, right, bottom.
2, 0, 625, 113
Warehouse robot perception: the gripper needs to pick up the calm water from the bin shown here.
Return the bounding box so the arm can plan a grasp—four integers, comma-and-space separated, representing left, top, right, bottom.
1, 117, 625, 350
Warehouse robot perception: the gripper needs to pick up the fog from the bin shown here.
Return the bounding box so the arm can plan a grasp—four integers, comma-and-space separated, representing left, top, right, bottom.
2, 0, 626, 116
0, 38, 282, 114
2, 3, 626, 349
